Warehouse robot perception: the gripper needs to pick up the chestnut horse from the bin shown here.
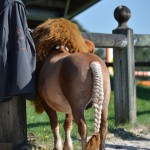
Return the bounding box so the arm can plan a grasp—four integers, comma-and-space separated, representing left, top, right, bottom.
37, 43, 111, 150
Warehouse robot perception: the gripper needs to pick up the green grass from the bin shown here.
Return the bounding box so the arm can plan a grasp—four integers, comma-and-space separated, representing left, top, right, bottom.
136, 86, 150, 125
27, 85, 150, 148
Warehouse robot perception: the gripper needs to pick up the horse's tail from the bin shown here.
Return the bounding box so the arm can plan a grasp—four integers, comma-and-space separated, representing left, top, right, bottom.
86, 61, 104, 150
31, 66, 45, 114
32, 92, 45, 114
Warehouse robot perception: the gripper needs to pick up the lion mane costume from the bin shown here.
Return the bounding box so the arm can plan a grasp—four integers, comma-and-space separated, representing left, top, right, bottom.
32, 18, 95, 113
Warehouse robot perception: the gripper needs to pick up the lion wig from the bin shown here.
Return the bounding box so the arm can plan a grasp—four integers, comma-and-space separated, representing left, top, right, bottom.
32, 18, 95, 113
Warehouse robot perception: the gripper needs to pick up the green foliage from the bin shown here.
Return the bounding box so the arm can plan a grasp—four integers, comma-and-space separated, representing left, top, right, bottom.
95, 48, 105, 59
135, 48, 150, 62
135, 48, 150, 71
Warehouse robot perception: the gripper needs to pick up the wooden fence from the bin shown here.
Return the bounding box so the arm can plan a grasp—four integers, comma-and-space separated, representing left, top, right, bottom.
0, 97, 27, 149
82, 6, 150, 125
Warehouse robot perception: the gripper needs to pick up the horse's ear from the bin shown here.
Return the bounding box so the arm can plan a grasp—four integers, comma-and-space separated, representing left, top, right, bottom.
85, 39, 95, 53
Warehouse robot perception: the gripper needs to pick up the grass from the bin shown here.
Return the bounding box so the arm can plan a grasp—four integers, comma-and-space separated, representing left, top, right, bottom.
136, 86, 150, 125
26, 85, 150, 149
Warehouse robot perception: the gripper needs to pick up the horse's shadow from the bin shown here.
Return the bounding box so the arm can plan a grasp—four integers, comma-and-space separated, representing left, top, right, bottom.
106, 143, 150, 150
106, 127, 150, 150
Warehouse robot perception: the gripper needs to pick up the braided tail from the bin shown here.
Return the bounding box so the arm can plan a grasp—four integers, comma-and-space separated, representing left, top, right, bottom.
86, 61, 104, 150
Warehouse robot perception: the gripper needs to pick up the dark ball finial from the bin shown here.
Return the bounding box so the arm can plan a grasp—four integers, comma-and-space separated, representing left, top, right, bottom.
114, 6, 131, 28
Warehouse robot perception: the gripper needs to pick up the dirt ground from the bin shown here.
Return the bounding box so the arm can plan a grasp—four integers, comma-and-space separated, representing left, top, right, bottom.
26, 125, 150, 150
105, 125, 150, 150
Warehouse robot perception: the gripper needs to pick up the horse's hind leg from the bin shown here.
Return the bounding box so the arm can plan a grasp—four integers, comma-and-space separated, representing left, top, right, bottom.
63, 114, 73, 150
44, 104, 62, 150
72, 109, 87, 150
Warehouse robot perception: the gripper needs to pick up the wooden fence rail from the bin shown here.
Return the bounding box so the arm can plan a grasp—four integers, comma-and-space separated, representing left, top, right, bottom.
82, 33, 150, 48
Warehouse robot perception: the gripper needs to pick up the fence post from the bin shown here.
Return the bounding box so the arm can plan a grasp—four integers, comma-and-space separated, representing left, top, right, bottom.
0, 97, 27, 149
113, 6, 136, 125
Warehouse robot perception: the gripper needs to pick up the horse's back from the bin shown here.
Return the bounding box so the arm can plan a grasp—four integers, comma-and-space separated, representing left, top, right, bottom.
60, 52, 110, 108
60, 53, 97, 107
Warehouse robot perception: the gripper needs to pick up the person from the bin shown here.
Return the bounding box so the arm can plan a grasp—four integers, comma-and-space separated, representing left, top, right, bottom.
0, 0, 36, 102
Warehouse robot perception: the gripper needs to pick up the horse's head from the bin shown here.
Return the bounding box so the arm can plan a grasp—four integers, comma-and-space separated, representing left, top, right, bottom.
51, 44, 70, 54
32, 18, 95, 69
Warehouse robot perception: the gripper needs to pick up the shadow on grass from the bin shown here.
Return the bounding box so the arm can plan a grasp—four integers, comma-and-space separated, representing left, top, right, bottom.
27, 119, 68, 129
137, 110, 150, 116
136, 85, 150, 100
112, 128, 150, 141
27, 122, 50, 128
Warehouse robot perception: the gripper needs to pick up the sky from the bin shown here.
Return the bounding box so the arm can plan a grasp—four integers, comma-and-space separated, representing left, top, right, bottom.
74, 0, 150, 34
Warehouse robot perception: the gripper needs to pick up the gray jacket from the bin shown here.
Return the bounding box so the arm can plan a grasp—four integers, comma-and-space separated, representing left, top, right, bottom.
0, 0, 36, 102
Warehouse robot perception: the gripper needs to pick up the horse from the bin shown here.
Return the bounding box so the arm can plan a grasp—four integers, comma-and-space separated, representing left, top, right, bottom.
37, 44, 111, 150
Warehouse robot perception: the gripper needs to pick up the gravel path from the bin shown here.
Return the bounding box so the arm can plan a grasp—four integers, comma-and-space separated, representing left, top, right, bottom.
106, 125, 150, 150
